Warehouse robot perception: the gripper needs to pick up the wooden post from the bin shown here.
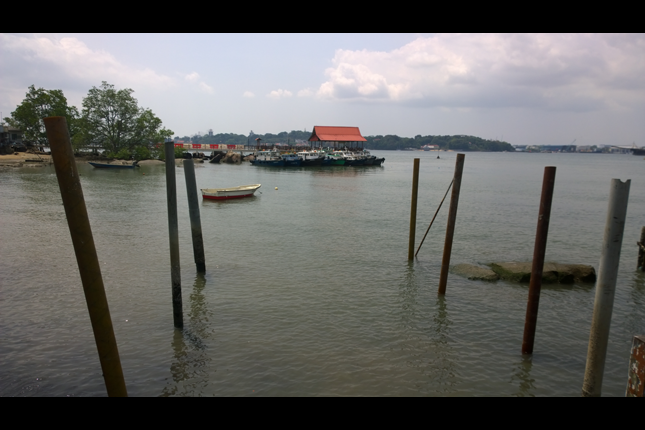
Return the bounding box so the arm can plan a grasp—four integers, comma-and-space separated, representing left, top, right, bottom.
43, 116, 127, 397
626, 335, 645, 397
638, 227, 645, 272
183, 159, 206, 272
582, 178, 631, 397
165, 142, 183, 328
438, 154, 465, 295
522, 166, 556, 355
408, 158, 420, 260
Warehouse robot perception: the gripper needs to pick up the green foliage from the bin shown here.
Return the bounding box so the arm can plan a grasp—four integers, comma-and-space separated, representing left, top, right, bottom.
4, 85, 79, 146
157, 145, 184, 161
364, 134, 514, 151
80, 81, 173, 153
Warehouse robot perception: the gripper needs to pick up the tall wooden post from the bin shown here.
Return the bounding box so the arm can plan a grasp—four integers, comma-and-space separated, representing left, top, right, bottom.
165, 142, 183, 328
522, 166, 556, 355
408, 158, 420, 260
438, 154, 465, 295
637, 227, 645, 272
43, 116, 127, 397
582, 178, 631, 397
183, 159, 206, 272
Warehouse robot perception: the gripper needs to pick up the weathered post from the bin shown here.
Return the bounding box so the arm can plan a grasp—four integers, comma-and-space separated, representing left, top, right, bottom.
183, 159, 206, 272
626, 335, 645, 397
438, 154, 465, 295
165, 141, 183, 328
521, 166, 556, 355
408, 158, 420, 260
43, 116, 127, 397
582, 178, 630, 397
638, 226, 645, 271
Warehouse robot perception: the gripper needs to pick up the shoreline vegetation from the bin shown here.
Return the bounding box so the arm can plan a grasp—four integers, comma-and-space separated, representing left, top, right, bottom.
183, 130, 514, 152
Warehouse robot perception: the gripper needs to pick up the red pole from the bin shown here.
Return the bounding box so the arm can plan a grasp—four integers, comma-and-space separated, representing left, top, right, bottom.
522, 166, 557, 355
438, 154, 465, 295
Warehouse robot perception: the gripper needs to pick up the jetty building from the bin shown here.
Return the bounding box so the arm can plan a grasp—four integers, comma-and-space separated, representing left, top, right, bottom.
307, 126, 367, 151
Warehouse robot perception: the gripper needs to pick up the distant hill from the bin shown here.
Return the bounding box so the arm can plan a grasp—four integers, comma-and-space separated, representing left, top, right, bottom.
365, 134, 514, 151
175, 131, 514, 152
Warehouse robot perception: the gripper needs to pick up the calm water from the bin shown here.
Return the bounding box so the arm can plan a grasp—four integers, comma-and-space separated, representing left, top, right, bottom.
1, 151, 643, 396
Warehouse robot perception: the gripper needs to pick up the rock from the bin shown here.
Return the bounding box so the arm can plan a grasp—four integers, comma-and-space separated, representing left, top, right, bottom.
451, 264, 499, 281
222, 151, 241, 164
489, 262, 596, 284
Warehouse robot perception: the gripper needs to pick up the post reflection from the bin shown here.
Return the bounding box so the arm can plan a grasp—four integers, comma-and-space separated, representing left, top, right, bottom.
430, 296, 458, 392
161, 273, 211, 397
510, 355, 535, 397
399, 262, 458, 393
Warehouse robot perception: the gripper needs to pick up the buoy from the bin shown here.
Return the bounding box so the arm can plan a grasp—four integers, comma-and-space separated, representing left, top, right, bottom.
275, 187, 278, 190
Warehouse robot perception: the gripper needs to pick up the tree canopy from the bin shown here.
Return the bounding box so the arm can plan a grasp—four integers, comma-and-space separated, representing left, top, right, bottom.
80, 81, 173, 154
3, 85, 79, 146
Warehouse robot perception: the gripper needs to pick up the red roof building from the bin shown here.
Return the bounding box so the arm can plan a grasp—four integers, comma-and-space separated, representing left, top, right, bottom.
307, 126, 367, 149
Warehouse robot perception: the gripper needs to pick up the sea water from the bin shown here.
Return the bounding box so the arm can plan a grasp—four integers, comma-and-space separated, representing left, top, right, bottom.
0, 151, 643, 396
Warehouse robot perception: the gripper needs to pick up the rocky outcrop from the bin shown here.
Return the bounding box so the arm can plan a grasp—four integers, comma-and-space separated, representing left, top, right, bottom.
451, 264, 499, 281
222, 151, 241, 164
489, 262, 596, 284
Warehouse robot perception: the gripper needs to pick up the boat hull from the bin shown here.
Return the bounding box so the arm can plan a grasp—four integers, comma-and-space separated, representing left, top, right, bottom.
88, 162, 138, 169
201, 184, 261, 200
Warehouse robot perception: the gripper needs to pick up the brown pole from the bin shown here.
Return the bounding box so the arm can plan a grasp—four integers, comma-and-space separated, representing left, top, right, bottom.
522, 166, 557, 355
165, 141, 183, 328
438, 154, 465, 295
638, 227, 645, 272
183, 159, 206, 272
408, 158, 420, 260
43, 116, 127, 397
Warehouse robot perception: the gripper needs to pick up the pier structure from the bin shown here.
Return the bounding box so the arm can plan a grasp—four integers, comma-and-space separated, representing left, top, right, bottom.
306, 126, 367, 151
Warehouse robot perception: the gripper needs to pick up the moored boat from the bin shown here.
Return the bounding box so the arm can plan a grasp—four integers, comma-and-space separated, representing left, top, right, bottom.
88, 161, 139, 169
251, 150, 285, 167
201, 184, 261, 200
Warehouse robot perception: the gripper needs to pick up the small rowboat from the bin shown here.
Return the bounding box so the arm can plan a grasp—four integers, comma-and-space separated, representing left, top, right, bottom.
88, 161, 139, 169
201, 184, 261, 200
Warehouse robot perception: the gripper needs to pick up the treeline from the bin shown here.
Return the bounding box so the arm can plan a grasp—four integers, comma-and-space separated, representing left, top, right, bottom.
364, 134, 514, 151
177, 130, 312, 146
179, 131, 514, 152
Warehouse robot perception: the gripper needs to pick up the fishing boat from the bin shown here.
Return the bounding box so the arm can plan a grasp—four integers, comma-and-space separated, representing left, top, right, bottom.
282, 153, 302, 167
250, 150, 284, 167
88, 161, 139, 169
201, 184, 261, 200
296, 150, 324, 166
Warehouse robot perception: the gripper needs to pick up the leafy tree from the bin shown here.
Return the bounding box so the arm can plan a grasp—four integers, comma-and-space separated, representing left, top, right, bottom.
4, 85, 79, 146
81, 81, 172, 154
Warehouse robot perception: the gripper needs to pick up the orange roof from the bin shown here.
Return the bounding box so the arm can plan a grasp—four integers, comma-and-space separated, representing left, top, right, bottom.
308, 126, 367, 142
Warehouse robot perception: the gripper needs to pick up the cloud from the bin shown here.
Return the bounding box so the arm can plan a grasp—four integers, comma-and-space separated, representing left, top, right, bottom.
297, 88, 314, 97
243, 91, 255, 98
185, 72, 200, 82
315, 34, 645, 111
1, 34, 174, 90
267, 89, 293, 99
184, 71, 213, 94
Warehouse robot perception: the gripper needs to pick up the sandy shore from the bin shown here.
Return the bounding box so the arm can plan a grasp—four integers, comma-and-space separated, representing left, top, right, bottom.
0, 152, 166, 167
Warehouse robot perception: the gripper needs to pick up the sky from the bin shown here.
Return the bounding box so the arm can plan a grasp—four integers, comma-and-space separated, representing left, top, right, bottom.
1, 33, 644, 147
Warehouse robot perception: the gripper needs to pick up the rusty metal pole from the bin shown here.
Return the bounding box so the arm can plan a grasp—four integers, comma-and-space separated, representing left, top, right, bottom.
638, 227, 645, 272
626, 335, 645, 397
521, 166, 556, 355
183, 159, 205, 272
438, 154, 465, 295
582, 178, 630, 397
408, 158, 420, 260
43, 116, 127, 397
165, 141, 183, 328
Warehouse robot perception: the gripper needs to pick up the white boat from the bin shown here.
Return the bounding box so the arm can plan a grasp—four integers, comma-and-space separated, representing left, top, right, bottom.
201, 184, 261, 200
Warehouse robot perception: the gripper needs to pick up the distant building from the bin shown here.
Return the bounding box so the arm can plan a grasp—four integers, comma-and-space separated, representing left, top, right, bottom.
0, 125, 23, 146
307, 126, 367, 150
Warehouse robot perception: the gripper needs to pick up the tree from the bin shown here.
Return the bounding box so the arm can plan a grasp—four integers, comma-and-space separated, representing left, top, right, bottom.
4, 85, 79, 146
81, 81, 172, 154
